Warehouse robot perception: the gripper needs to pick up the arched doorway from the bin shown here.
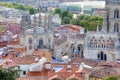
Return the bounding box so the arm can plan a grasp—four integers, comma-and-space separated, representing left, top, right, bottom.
37, 39, 43, 49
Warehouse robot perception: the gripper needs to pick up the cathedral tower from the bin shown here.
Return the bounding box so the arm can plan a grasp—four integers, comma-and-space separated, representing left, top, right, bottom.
21, 12, 31, 37
106, 0, 120, 33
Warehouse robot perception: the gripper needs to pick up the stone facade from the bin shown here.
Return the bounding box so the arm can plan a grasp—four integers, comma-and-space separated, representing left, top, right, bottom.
24, 29, 53, 54
106, 0, 120, 33
84, 0, 120, 61
84, 32, 119, 61
20, 9, 53, 54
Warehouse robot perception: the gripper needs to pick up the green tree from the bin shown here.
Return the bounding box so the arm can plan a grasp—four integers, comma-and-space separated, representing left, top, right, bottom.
102, 76, 118, 80
0, 2, 37, 14
61, 11, 68, 19
62, 17, 71, 24
70, 18, 77, 24
83, 16, 91, 21
67, 12, 73, 19
0, 67, 20, 80
53, 8, 103, 32
70, 18, 80, 25
78, 15, 85, 20
54, 8, 61, 15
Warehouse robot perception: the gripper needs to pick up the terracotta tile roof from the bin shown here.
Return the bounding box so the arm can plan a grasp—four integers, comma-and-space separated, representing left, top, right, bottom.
17, 77, 46, 80
90, 67, 120, 78
7, 23, 21, 34
2, 52, 15, 60
0, 51, 24, 68
33, 50, 52, 62
8, 37, 20, 45
27, 71, 43, 76
54, 37, 67, 46
14, 47, 26, 53
48, 72, 84, 80
72, 58, 115, 67
27, 63, 85, 80
98, 61, 120, 68
54, 25, 83, 33
65, 24, 82, 32
1, 50, 51, 66
27, 70, 49, 77
1, 58, 17, 69
0, 52, 19, 68
0, 41, 7, 48
12, 55, 41, 65
71, 58, 99, 67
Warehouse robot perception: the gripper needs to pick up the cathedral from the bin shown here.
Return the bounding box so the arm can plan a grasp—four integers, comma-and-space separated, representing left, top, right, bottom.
83, 0, 120, 61
20, 8, 53, 54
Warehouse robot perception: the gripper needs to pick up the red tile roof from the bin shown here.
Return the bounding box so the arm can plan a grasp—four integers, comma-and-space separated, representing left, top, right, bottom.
17, 77, 45, 80
1, 58, 17, 69
54, 37, 67, 46
12, 55, 41, 65
54, 24, 83, 33
26, 63, 85, 80
7, 23, 21, 34
90, 67, 120, 78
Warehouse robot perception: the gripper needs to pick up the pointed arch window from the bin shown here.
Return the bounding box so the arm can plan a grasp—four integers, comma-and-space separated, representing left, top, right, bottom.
38, 39, 43, 49
114, 23, 119, 32
114, 9, 119, 18
104, 54, 107, 60
98, 51, 107, 60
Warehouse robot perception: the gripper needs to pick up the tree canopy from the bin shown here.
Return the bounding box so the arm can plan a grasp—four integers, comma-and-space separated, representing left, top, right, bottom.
0, 3, 37, 14
102, 76, 118, 80
0, 67, 20, 80
54, 8, 61, 15
54, 8, 103, 32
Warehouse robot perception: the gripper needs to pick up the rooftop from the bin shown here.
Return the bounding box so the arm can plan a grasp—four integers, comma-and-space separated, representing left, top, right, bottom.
61, 1, 105, 8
